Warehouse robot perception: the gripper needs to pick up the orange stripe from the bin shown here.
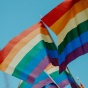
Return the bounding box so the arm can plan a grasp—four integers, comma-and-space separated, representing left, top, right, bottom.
50, 0, 88, 35
45, 63, 55, 71
1, 26, 49, 71
1, 24, 38, 63
42, 0, 81, 27
1, 27, 40, 71
1, 22, 48, 63
0, 63, 8, 72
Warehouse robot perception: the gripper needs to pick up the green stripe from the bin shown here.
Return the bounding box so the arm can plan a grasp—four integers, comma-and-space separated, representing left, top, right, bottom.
50, 70, 71, 79
12, 40, 56, 77
50, 71, 60, 78
45, 41, 57, 50
58, 20, 88, 54
64, 71, 71, 76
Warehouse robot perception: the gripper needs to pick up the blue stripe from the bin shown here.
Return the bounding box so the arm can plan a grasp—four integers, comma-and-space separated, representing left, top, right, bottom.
19, 47, 58, 81
25, 83, 32, 88
19, 48, 48, 81
21, 75, 73, 88
67, 76, 74, 83
59, 31, 88, 65
34, 71, 49, 84
51, 72, 68, 84
24, 71, 50, 88
48, 50, 59, 58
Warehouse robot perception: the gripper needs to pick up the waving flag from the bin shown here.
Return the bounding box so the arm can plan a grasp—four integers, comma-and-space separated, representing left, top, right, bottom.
19, 64, 79, 88
45, 64, 80, 88
42, 0, 88, 72
0, 21, 58, 83
19, 70, 58, 88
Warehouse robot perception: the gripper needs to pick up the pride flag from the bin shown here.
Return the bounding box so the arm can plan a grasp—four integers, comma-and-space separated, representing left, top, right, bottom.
0, 21, 58, 83
45, 64, 79, 88
19, 70, 58, 88
42, 0, 88, 72
19, 64, 79, 88
20, 82, 58, 88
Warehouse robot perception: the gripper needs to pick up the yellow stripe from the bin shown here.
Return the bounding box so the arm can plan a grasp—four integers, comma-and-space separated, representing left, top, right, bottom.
1, 33, 52, 73
50, 0, 88, 35
57, 8, 88, 45
1, 27, 40, 72
46, 66, 59, 74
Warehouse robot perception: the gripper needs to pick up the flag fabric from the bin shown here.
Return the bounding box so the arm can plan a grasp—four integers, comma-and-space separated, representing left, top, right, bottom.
45, 64, 70, 87
42, 83, 58, 88
0, 49, 1, 59
0, 21, 58, 83
42, 0, 88, 72
19, 64, 79, 88
19, 70, 58, 88
45, 64, 79, 88
20, 81, 58, 88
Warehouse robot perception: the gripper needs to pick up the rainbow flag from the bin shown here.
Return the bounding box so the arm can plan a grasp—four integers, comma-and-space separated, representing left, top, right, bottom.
19, 70, 58, 88
45, 64, 79, 88
0, 21, 58, 83
20, 82, 58, 88
42, 0, 88, 72
19, 64, 79, 88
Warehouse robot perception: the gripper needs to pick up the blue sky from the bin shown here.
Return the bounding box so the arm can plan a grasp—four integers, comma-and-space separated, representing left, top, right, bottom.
0, 0, 88, 88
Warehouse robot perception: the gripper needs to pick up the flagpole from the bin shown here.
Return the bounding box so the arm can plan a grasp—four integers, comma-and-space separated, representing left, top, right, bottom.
77, 77, 85, 88
40, 15, 60, 88
67, 67, 80, 88
18, 80, 21, 88
18, 80, 22, 88
44, 70, 60, 88
40, 15, 80, 88
67, 67, 76, 82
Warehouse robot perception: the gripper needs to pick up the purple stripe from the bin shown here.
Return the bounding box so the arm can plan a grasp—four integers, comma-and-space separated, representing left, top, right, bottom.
58, 79, 70, 88
49, 58, 58, 66
33, 78, 53, 88
26, 75, 35, 84
49, 86, 57, 88
27, 55, 51, 83
60, 42, 88, 72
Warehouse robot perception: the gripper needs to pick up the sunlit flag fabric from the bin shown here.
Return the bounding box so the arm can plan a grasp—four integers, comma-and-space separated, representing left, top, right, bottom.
0, 21, 58, 83
19, 64, 79, 88
42, 0, 88, 72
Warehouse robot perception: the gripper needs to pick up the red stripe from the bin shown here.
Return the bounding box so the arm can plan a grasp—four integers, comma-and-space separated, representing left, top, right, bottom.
42, 0, 80, 27
0, 50, 2, 62
1, 21, 44, 63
